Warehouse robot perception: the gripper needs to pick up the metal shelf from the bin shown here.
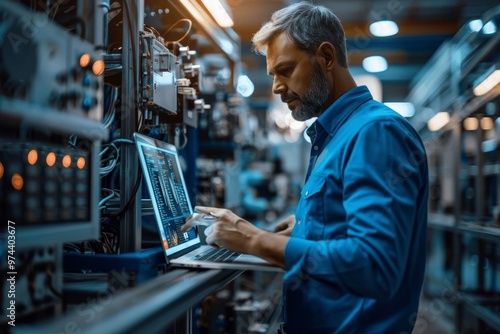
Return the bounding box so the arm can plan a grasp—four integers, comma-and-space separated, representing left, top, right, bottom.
460, 163, 500, 177
461, 293, 500, 332
427, 213, 456, 231
14, 269, 243, 334
427, 213, 500, 242
458, 222, 500, 242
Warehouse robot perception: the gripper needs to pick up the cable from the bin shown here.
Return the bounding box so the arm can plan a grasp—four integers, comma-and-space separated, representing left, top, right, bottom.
45, 265, 63, 300
101, 219, 120, 253
111, 138, 135, 145
144, 25, 161, 39
164, 18, 192, 43
99, 188, 116, 209
64, 243, 84, 253
99, 143, 119, 177
99, 139, 135, 177
102, 86, 119, 129
107, 166, 142, 218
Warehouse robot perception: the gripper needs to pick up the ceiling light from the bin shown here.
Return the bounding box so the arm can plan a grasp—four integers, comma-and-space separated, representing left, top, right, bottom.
483, 20, 497, 35
201, 0, 234, 28
427, 112, 450, 132
468, 19, 483, 32
362, 56, 388, 73
463, 117, 478, 131
369, 20, 399, 37
236, 74, 254, 98
480, 117, 494, 130
473, 63, 500, 96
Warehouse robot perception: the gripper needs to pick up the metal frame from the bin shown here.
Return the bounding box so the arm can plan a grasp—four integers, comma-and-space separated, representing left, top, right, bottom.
119, 0, 144, 253
14, 269, 242, 334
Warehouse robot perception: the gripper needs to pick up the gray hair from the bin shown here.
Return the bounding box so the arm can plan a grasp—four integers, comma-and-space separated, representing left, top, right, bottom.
252, 1, 348, 68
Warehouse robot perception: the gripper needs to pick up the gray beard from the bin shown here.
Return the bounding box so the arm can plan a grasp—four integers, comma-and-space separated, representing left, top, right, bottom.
291, 63, 330, 122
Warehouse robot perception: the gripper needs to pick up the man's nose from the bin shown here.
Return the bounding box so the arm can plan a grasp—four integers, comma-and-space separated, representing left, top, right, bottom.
272, 78, 286, 95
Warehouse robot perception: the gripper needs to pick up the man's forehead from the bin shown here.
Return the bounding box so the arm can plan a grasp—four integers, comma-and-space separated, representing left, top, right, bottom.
267, 33, 294, 56
266, 34, 302, 73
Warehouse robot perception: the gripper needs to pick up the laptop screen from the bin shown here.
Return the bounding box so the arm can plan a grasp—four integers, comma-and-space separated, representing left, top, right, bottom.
134, 133, 199, 256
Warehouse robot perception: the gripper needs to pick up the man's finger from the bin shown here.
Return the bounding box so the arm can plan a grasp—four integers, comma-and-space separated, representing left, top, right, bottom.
194, 206, 213, 214
204, 224, 215, 237
180, 218, 196, 232
205, 232, 220, 248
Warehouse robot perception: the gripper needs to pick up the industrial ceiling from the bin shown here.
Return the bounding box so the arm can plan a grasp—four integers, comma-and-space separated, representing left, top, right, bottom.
228, 0, 499, 106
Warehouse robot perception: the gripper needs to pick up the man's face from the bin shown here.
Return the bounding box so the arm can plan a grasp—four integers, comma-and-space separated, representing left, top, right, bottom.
266, 33, 330, 121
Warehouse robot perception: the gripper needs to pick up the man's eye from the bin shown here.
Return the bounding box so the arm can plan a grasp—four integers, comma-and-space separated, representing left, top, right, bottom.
279, 68, 293, 76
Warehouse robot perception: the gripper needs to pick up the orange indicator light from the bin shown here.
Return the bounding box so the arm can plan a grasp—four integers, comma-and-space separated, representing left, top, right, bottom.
80, 53, 91, 67
12, 173, 23, 191
77, 157, 86, 169
27, 149, 38, 165
46, 152, 56, 167
62, 155, 71, 168
92, 59, 105, 76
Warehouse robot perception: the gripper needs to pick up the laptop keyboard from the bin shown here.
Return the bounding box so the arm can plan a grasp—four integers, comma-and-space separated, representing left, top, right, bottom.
192, 248, 240, 263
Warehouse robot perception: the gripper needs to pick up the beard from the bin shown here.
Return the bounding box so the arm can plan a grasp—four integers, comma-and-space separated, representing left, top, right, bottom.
290, 62, 330, 121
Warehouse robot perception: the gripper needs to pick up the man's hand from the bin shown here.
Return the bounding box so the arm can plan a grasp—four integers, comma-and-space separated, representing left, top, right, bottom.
181, 206, 262, 254
181, 206, 290, 269
273, 215, 295, 236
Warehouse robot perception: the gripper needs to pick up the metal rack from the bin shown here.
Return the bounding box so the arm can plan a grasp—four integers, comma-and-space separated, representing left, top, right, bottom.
407, 6, 500, 333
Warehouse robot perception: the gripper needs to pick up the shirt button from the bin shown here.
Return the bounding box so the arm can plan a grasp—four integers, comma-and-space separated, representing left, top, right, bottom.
298, 220, 301, 225
305, 191, 309, 196
313, 145, 319, 150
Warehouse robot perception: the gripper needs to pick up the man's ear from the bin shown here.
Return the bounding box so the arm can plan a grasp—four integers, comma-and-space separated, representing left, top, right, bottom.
316, 42, 337, 70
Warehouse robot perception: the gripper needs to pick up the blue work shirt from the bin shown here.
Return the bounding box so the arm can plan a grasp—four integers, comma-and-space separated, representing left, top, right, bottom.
283, 86, 428, 333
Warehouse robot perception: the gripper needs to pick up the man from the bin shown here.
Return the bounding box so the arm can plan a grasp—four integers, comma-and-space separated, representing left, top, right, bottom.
182, 2, 428, 333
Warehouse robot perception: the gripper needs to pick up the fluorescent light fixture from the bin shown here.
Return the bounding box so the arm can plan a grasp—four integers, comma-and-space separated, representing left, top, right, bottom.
473, 63, 500, 96
236, 74, 254, 97
369, 20, 399, 37
362, 56, 388, 73
483, 20, 497, 34
468, 19, 483, 32
427, 112, 450, 131
463, 117, 478, 131
480, 117, 494, 130
201, 0, 234, 27
384, 102, 415, 117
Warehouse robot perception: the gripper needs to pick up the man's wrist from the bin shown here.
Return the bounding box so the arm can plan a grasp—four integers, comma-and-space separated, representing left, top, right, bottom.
248, 228, 266, 255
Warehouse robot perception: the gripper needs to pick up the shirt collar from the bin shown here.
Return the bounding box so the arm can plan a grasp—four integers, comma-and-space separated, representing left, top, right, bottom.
306, 122, 318, 143
316, 85, 373, 137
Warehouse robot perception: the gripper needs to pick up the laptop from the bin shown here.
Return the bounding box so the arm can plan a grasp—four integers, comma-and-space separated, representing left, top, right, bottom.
134, 133, 282, 272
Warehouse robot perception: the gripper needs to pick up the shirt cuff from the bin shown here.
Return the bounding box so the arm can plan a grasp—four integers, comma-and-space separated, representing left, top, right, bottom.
284, 237, 316, 269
